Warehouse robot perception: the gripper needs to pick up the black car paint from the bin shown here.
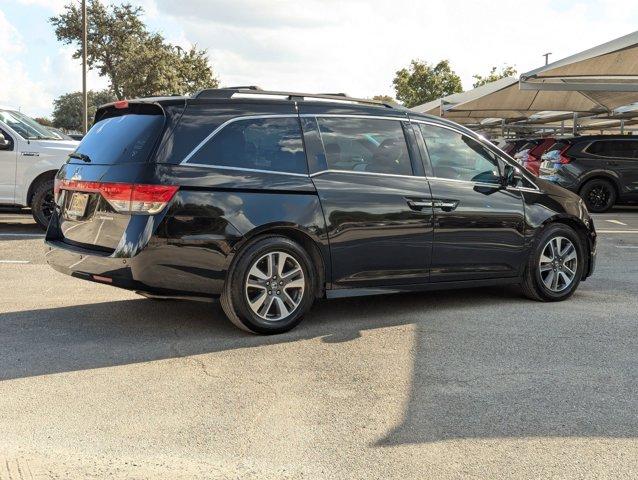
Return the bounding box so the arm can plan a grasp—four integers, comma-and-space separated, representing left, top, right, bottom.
45, 97, 596, 301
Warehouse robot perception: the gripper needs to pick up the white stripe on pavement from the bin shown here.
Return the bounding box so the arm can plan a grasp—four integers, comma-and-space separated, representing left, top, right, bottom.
597, 230, 638, 234
605, 219, 628, 226
0, 260, 30, 264
616, 245, 638, 249
0, 233, 44, 237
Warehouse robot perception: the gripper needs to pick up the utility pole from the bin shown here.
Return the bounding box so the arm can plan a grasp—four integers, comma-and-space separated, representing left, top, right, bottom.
543, 52, 552, 65
82, 0, 88, 134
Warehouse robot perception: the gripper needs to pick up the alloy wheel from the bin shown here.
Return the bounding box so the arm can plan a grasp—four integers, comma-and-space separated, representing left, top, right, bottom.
587, 185, 611, 210
244, 251, 305, 321
538, 236, 578, 292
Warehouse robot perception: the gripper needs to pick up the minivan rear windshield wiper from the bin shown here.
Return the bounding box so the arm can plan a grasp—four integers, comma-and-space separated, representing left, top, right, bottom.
69, 152, 91, 162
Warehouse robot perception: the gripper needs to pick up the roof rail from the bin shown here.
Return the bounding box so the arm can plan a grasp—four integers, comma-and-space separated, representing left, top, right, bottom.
193, 87, 396, 108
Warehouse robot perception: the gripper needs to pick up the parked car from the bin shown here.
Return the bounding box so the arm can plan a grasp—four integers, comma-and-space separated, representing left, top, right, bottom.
523, 138, 556, 176
502, 139, 529, 156
0, 106, 79, 227
539, 135, 638, 212
45, 89, 596, 334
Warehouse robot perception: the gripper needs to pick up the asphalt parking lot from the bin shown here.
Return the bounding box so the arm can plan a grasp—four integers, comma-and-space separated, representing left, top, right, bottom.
0, 209, 636, 479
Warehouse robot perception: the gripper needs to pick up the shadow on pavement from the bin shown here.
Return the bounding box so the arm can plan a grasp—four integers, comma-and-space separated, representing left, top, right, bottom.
0, 284, 635, 444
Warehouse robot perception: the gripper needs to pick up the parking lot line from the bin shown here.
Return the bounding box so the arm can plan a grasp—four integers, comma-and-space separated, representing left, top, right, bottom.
0, 233, 44, 238
0, 260, 30, 264
605, 219, 628, 226
597, 229, 638, 233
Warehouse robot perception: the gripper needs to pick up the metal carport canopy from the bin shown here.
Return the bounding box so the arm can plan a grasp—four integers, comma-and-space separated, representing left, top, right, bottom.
520, 30, 638, 111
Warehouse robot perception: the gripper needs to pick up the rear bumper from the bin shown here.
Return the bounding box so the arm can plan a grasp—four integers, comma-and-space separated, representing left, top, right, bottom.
44, 206, 242, 298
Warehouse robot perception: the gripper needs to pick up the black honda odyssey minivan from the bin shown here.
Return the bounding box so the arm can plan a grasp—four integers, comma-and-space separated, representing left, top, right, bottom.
46, 88, 597, 334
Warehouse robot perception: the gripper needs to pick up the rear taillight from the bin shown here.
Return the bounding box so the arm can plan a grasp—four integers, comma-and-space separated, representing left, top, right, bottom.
559, 153, 572, 164
57, 180, 178, 214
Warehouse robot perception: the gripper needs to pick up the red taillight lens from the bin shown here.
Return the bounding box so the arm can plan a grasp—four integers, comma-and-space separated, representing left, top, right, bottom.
559, 154, 572, 164
57, 180, 178, 214
114, 100, 129, 109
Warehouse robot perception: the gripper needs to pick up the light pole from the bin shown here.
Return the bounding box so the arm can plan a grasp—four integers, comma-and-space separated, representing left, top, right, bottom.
543, 52, 552, 66
82, 0, 88, 134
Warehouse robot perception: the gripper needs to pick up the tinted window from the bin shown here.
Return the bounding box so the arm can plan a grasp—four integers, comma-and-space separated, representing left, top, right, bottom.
76, 113, 164, 164
587, 140, 638, 159
419, 124, 500, 183
189, 117, 306, 174
316, 117, 412, 176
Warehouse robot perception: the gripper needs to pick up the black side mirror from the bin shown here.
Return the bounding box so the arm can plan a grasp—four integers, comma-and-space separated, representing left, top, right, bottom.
0, 132, 11, 151
501, 164, 516, 188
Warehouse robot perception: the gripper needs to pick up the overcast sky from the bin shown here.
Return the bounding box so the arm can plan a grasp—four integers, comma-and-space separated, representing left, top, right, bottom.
1, 0, 637, 117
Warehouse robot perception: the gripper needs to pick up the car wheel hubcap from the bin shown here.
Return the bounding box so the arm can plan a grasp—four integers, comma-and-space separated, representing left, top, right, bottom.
42, 192, 55, 220
245, 251, 305, 321
588, 185, 609, 208
539, 236, 578, 293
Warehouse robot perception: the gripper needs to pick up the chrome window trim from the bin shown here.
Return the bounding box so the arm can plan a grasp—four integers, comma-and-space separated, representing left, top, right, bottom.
411, 118, 541, 192
299, 113, 408, 122
180, 114, 300, 165
182, 163, 309, 177
310, 169, 418, 180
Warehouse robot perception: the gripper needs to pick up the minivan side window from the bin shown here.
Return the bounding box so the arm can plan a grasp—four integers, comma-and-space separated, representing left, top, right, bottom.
419, 124, 500, 184
316, 117, 413, 176
188, 117, 307, 174
586, 140, 638, 159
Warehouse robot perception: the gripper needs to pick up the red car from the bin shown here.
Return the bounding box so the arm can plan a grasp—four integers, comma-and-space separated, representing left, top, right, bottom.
517, 138, 556, 176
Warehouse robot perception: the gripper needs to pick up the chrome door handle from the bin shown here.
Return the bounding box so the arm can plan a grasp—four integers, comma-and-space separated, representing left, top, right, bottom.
406, 199, 433, 210
433, 200, 459, 211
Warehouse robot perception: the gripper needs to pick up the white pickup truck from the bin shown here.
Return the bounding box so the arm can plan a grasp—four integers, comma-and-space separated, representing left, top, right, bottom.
0, 106, 78, 228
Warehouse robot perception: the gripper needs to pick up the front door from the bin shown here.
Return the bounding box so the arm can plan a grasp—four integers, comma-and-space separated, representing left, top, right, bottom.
301, 114, 434, 289
415, 122, 526, 282
0, 127, 17, 204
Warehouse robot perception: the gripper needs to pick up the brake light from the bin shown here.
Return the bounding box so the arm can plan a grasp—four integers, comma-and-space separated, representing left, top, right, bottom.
57, 180, 178, 214
114, 100, 129, 109
559, 146, 572, 164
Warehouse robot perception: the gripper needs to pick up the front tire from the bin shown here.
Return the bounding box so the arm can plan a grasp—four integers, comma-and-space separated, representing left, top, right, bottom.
221, 236, 317, 334
580, 178, 616, 213
521, 224, 585, 302
31, 178, 55, 230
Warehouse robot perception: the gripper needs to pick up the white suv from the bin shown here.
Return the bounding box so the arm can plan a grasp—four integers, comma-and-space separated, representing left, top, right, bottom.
0, 106, 78, 228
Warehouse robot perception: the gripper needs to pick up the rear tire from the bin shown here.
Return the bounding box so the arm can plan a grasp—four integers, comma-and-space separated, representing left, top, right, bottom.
580, 179, 616, 213
221, 236, 317, 334
31, 178, 55, 230
521, 224, 585, 302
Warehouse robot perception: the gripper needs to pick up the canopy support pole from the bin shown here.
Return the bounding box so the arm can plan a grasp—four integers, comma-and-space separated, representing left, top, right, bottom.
572, 113, 579, 136
621, 119, 625, 134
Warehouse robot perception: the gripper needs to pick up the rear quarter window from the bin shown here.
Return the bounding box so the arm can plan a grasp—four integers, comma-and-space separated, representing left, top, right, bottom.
186, 117, 307, 174
586, 140, 638, 159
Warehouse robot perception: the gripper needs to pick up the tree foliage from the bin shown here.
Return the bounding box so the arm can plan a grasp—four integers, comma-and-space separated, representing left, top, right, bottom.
371, 95, 398, 105
34, 117, 53, 127
50, 0, 218, 99
52, 89, 116, 131
472, 65, 517, 88
393, 60, 463, 108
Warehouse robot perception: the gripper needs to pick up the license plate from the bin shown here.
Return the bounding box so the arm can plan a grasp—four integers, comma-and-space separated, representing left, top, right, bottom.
66, 192, 89, 218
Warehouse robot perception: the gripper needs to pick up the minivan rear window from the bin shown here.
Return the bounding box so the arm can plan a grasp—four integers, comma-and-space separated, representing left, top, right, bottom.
187, 117, 307, 174
74, 112, 164, 164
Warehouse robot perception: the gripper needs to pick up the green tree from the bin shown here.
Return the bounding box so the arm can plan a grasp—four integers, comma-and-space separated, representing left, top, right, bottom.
34, 117, 53, 127
371, 95, 398, 105
50, 0, 218, 99
52, 89, 116, 131
472, 65, 517, 88
393, 60, 462, 108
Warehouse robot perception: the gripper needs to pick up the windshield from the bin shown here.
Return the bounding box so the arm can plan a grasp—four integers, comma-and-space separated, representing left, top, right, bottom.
74, 112, 164, 164
0, 109, 60, 140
